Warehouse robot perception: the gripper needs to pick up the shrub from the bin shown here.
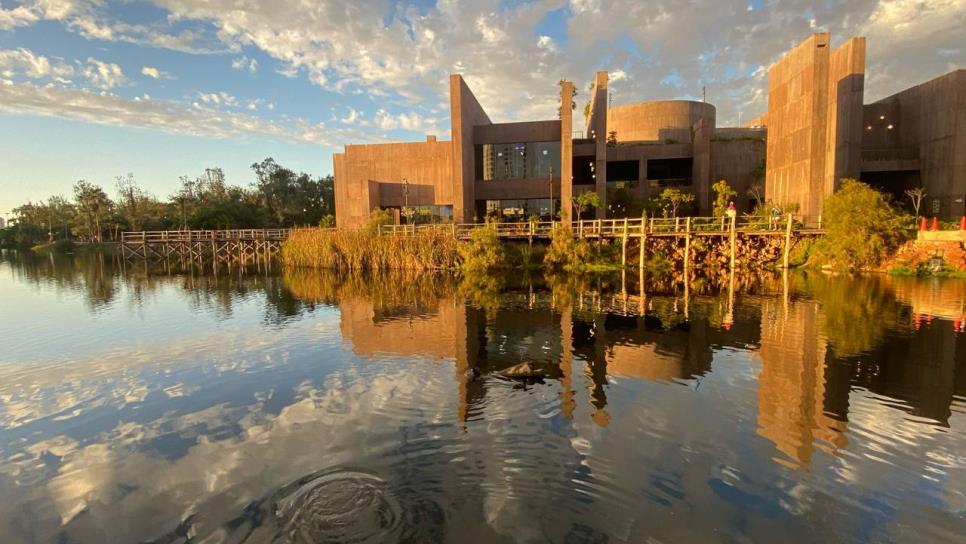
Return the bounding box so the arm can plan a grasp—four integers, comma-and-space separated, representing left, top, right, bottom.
365, 209, 394, 234
544, 226, 593, 272
712, 179, 737, 217
458, 225, 505, 274
813, 179, 909, 270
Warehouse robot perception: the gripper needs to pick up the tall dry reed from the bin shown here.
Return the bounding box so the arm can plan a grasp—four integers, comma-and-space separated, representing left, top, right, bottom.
281, 227, 461, 270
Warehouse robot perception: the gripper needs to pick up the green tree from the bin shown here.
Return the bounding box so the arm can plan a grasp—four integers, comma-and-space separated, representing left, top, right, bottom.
815, 179, 909, 270
657, 188, 695, 218
73, 181, 112, 242
712, 179, 737, 217
572, 191, 602, 220
252, 158, 330, 227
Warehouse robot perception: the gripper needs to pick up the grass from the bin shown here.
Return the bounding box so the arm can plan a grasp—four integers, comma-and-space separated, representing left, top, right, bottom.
887, 264, 966, 279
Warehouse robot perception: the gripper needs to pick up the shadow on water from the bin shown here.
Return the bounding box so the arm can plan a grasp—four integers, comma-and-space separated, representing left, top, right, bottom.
1, 249, 966, 542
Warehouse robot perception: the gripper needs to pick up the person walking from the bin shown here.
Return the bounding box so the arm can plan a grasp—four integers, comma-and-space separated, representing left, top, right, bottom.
770, 205, 782, 230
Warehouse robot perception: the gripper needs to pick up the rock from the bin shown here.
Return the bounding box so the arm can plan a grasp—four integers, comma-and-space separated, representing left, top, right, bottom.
499, 362, 548, 380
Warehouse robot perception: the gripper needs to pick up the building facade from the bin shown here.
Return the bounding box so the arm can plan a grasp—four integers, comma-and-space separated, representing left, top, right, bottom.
333, 34, 966, 227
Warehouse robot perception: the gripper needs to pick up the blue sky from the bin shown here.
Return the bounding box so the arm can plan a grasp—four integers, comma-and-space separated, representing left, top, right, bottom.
0, 0, 963, 216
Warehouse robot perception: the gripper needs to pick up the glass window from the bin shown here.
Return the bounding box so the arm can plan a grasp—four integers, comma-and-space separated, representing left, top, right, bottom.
475, 141, 561, 181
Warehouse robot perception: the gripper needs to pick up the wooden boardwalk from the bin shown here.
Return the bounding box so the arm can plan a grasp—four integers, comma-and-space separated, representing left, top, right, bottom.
121, 215, 823, 270
120, 229, 290, 265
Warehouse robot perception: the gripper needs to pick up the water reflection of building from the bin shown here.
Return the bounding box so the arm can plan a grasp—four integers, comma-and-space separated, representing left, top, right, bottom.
756, 297, 850, 469
337, 292, 735, 428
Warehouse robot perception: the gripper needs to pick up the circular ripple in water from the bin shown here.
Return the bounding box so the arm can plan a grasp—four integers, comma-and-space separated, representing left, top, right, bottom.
272, 469, 440, 544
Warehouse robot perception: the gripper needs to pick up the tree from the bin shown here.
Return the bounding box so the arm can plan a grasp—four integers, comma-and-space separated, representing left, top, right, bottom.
904, 187, 926, 219
657, 188, 695, 218
115, 173, 166, 231
712, 179, 737, 217
73, 181, 112, 242
747, 183, 765, 210
251, 158, 330, 227
572, 191, 602, 220
816, 179, 909, 270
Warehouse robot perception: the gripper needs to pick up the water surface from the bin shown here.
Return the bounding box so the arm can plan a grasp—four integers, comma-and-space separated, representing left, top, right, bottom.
1, 250, 965, 543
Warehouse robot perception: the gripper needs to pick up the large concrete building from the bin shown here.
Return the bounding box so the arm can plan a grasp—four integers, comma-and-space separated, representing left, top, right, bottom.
333, 33, 966, 227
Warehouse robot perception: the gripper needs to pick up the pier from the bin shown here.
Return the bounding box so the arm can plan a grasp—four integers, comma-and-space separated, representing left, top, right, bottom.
120, 229, 290, 266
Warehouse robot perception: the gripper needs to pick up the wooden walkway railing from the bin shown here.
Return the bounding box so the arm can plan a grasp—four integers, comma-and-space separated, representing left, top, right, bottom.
379, 215, 823, 239
120, 229, 291, 244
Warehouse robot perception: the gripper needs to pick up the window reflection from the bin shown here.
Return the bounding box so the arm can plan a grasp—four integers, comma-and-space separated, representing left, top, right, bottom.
475, 141, 561, 181
484, 198, 559, 221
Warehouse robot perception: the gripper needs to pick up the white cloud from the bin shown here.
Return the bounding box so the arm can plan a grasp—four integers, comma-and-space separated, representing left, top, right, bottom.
140, 65, 174, 80
340, 106, 361, 124
0, 80, 376, 147
198, 91, 239, 107
0, 49, 125, 89
537, 35, 556, 52
0, 48, 72, 80
372, 108, 438, 132
231, 56, 258, 73
0, 5, 39, 29
81, 58, 124, 89
4, 0, 965, 130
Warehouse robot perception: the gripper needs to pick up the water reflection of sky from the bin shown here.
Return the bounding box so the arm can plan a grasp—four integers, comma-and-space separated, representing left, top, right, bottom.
1, 251, 965, 543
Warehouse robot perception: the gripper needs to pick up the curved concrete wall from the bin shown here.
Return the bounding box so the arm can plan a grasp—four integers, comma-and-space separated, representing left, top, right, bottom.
606, 100, 716, 143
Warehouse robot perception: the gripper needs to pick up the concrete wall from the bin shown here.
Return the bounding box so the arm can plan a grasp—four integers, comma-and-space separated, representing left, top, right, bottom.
765, 33, 831, 218
450, 74, 492, 222
824, 37, 866, 197
333, 138, 454, 228
692, 115, 713, 212
765, 33, 865, 219
587, 72, 609, 218
863, 70, 966, 218
474, 120, 560, 144
607, 100, 715, 143
710, 139, 767, 212
560, 81, 574, 225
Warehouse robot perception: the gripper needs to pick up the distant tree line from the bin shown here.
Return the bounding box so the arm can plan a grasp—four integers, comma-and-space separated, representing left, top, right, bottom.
1, 158, 334, 247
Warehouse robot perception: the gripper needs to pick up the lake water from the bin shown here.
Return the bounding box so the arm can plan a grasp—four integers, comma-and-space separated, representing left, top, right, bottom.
1, 250, 965, 543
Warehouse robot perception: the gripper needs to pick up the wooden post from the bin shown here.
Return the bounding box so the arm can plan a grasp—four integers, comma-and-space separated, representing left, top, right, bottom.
684, 216, 692, 269
639, 213, 648, 275
782, 212, 793, 269
729, 214, 737, 271
675, 216, 680, 232
621, 218, 629, 267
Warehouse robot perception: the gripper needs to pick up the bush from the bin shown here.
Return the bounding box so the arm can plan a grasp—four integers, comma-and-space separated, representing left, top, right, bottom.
813, 179, 909, 270
544, 226, 593, 272
458, 225, 505, 274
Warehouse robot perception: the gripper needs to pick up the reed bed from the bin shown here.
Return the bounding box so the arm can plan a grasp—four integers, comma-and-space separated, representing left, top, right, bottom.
282, 267, 459, 306
281, 227, 461, 270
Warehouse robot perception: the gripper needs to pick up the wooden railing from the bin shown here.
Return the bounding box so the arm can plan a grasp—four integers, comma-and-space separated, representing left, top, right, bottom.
121, 229, 291, 243
379, 215, 823, 238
